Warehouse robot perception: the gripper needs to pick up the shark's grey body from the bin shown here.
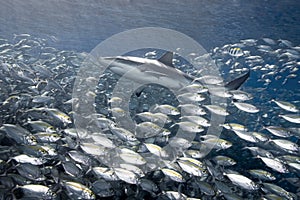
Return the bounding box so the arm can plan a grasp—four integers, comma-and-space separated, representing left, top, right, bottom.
100, 51, 250, 91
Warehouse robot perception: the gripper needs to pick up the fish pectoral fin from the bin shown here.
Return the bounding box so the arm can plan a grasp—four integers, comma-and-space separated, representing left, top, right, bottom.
158, 51, 175, 67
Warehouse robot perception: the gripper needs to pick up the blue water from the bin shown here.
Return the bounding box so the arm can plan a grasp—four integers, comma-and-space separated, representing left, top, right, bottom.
1, 1, 300, 198
1, 0, 300, 53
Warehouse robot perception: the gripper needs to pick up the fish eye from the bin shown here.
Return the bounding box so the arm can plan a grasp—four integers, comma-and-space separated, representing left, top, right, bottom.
129, 135, 135, 140
29, 135, 37, 142
40, 149, 47, 154
42, 110, 48, 115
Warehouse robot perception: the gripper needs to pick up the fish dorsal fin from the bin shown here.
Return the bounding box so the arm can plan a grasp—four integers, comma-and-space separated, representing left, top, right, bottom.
158, 51, 174, 67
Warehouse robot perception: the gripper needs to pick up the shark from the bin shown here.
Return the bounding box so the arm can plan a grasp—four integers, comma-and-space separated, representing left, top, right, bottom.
98, 51, 250, 92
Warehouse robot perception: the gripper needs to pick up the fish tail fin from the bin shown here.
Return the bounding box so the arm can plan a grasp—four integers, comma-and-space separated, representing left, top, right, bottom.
268, 99, 275, 104
149, 104, 159, 113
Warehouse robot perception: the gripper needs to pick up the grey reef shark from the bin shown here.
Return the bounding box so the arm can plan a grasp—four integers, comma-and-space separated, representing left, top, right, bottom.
98, 51, 250, 95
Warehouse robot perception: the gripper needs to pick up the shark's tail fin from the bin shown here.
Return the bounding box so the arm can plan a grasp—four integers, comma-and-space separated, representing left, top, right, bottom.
225, 70, 250, 90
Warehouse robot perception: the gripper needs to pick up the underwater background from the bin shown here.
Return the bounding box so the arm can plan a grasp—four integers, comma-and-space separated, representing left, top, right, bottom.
0, 0, 299, 199
1, 0, 300, 52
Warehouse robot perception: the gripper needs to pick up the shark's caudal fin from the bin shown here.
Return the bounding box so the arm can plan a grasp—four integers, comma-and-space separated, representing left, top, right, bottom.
225, 70, 250, 90
158, 51, 175, 67
158, 51, 250, 90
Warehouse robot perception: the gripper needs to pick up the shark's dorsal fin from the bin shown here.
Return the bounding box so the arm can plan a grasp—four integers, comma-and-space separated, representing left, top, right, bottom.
158, 51, 174, 67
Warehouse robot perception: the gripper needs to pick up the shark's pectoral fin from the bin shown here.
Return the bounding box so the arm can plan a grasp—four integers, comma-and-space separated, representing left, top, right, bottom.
225, 70, 250, 90
158, 51, 175, 68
